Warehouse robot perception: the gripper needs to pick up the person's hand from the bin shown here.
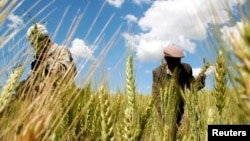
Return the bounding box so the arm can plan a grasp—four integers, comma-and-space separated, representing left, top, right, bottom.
199, 73, 206, 86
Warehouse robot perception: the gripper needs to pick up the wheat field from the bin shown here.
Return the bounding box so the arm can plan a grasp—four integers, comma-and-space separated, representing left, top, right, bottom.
0, 1, 250, 141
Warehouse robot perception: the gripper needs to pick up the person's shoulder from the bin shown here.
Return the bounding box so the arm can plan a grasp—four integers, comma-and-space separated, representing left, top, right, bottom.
57, 44, 68, 50
48, 43, 70, 55
153, 64, 166, 73
54, 44, 70, 52
180, 62, 192, 73
181, 62, 191, 68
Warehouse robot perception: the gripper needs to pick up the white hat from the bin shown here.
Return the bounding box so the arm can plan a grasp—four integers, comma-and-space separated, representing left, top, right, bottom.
26, 23, 49, 39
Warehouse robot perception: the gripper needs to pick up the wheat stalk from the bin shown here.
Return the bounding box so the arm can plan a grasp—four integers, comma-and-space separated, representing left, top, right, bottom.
123, 50, 137, 140
17, 114, 51, 141
231, 22, 250, 117
123, 107, 134, 141
207, 108, 216, 124
0, 65, 24, 112
99, 86, 114, 141
182, 62, 210, 141
126, 54, 136, 114
0, 0, 16, 24
135, 98, 153, 140
214, 50, 227, 119
163, 77, 180, 141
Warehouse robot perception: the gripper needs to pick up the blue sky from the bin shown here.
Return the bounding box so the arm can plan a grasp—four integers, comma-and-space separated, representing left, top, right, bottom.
0, 0, 248, 94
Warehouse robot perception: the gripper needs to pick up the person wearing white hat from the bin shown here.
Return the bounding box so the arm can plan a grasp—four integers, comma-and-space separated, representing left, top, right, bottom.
152, 45, 206, 131
26, 23, 50, 54
17, 23, 77, 98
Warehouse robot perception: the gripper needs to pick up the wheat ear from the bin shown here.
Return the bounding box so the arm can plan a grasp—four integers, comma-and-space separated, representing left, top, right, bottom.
126, 54, 136, 114
17, 114, 51, 141
99, 86, 114, 141
231, 22, 250, 117
214, 50, 227, 118
0, 65, 24, 112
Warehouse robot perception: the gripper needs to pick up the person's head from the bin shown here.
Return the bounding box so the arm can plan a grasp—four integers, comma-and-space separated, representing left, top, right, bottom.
163, 45, 184, 68
27, 23, 50, 54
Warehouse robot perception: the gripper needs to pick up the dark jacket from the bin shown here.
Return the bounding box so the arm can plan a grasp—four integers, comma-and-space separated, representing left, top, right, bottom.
152, 63, 199, 121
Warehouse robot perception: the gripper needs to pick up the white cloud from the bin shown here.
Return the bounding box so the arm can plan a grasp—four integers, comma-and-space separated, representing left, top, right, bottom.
129, 0, 245, 62
228, 0, 245, 9
132, 0, 152, 5
7, 13, 24, 29
193, 68, 202, 77
69, 38, 95, 60
106, 0, 125, 8
144, 69, 151, 74
220, 22, 243, 51
122, 32, 139, 49
123, 32, 170, 61
123, 14, 138, 24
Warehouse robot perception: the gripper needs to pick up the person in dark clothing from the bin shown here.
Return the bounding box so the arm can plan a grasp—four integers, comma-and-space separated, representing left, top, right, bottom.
152, 45, 206, 124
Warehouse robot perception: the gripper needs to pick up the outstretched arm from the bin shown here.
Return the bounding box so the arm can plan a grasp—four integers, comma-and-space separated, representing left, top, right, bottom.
195, 73, 206, 90
182, 63, 206, 90
194, 62, 209, 90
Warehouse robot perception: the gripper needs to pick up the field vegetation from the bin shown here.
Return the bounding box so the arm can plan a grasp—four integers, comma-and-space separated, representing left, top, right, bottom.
0, 1, 250, 141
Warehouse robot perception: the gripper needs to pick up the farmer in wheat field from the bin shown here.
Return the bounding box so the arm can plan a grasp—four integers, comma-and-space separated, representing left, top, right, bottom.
16, 23, 77, 99
152, 45, 206, 125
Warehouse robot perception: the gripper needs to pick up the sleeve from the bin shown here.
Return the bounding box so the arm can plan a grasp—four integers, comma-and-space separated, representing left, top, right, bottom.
182, 63, 195, 86
46, 46, 76, 79
187, 63, 206, 90
183, 63, 205, 90
187, 65, 195, 84
196, 73, 206, 90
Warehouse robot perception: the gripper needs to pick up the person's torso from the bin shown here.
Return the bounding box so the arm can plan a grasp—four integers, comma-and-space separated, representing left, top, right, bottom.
153, 63, 192, 89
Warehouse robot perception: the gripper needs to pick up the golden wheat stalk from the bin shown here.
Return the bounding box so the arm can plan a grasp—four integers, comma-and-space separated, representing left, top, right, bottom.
122, 51, 137, 140
83, 104, 93, 136
123, 107, 134, 141
181, 61, 210, 141
17, 114, 51, 141
99, 86, 114, 141
126, 54, 136, 113
135, 99, 153, 140
0, 65, 24, 112
163, 77, 180, 141
231, 22, 250, 117
207, 108, 216, 124
0, 0, 16, 24
0, 0, 7, 9
214, 50, 227, 117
